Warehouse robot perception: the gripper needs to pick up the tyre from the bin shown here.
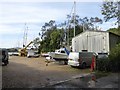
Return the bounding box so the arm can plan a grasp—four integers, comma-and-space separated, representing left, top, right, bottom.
27, 56, 31, 58
64, 61, 68, 65
70, 66, 76, 68
81, 63, 86, 69
3, 61, 8, 66
4, 63, 7, 66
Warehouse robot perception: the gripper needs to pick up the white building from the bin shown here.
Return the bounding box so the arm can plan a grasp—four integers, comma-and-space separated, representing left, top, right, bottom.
72, 31, 120, 54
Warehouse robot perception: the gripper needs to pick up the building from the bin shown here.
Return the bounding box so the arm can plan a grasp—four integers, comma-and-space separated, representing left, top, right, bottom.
72, 31, 120, 54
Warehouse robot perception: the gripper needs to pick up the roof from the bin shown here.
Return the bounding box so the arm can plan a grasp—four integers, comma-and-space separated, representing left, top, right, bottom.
109, 31, 120, 37
73, 30, 120, 39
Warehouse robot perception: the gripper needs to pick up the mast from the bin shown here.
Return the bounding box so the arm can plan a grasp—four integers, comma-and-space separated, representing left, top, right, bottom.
23, 23, 28, 47
66, 1, 76, 47
73, 1, 76, 37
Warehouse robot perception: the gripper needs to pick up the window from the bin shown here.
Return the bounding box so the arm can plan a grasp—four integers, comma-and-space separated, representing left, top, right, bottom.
61, 51, 65, 53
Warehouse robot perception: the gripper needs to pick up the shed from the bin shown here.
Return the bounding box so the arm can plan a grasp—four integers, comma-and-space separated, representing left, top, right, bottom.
72, 31, 120, 54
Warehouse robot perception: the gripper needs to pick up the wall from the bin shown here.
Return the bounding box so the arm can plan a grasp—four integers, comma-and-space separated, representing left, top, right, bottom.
72, 31, 109, 54
109, 33, 120, 51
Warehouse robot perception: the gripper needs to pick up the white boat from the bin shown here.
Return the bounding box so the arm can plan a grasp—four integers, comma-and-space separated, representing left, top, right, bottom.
48, 48, 70, 61
27, 49, 40, 58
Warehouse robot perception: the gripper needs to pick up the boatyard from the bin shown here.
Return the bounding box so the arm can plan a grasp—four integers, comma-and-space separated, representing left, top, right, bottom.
2, 56, 119, 89
1, 1, 120, 89
2, 56, 91, 88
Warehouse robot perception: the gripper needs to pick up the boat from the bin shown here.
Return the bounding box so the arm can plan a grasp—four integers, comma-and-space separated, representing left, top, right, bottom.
27, 49, 40, 58
48, 48, 70, 61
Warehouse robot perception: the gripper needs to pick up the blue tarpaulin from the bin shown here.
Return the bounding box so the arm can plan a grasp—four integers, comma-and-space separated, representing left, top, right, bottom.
64, 48, 70, 55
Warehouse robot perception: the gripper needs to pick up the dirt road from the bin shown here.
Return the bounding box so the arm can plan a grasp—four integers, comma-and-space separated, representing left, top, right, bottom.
2, 56, 90, 88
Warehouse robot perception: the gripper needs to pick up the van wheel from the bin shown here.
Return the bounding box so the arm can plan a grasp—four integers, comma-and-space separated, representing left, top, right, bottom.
82, 63, 86, 69
64, 61, 68, 65
4, 63, 7, 66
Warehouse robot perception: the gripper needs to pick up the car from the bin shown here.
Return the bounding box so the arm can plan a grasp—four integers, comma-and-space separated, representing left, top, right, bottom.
8, 52, 19, 56
97, 53, 108, 59
68, 52, 97, 69
0, 49, 9, 66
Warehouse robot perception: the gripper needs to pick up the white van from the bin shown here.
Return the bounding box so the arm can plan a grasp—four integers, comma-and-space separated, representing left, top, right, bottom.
68, 52, 96, 68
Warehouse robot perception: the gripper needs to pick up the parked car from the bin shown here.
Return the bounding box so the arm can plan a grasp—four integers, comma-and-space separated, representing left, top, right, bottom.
0, 49, 9, 66
68, 52, 97, 68
8, 52, 19, 56
97, 53, 108, 59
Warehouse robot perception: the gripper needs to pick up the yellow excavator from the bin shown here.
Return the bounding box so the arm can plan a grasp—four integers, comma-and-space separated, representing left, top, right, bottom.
19, 41, 33, 56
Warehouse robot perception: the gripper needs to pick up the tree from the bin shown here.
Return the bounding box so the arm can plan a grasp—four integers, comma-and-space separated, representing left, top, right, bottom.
108, 28, 120, 35
33, 37, 40, 49
101, 1, 120, 28
50, 30, 62, 50
78, 17, 102, 31
39, 20, 64, 52
39, 15, 103, 53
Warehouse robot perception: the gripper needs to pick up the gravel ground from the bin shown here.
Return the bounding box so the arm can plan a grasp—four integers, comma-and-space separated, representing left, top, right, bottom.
2, 56, 119, 89
2, 56, 90, 88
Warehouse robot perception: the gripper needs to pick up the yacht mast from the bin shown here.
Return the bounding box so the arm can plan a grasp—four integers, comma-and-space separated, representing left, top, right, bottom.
23, 23, 28, 47
73, 1, 76, 37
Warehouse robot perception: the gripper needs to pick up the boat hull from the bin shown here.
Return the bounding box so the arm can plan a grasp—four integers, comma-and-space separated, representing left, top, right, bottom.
49, 52, 68, 61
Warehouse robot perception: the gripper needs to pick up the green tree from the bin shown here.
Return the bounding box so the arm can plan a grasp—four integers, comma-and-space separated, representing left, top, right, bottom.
50, 30, 61, 51
39, 15, 103, 53
108, 28, 120, 35
39, 20, 64, 52
109, 43, 120, 72
33, 37, 40, 49
101, 1, 120, 28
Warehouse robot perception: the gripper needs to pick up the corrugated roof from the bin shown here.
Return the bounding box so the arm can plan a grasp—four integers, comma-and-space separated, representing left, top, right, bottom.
73, 30, 120, 39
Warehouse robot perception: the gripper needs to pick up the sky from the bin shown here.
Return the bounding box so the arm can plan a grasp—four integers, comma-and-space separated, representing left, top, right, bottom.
0, 0, 117, 48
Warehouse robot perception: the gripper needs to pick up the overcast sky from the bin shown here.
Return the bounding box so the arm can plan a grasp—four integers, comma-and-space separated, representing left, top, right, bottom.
0, 0, 117, 48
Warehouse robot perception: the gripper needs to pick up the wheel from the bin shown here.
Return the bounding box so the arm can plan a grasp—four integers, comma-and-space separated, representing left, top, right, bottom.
81, 63, 86, 69
3, 62, 8, 66
27, 56, 31, 58
70, 66, 75, 68
4, 63, 7, 66
64, 61, 68, 65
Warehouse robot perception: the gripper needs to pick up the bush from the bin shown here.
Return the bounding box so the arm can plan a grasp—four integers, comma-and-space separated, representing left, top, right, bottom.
109, 43, 120, 72
96, 43, 120, 72
96, 58, 111, 72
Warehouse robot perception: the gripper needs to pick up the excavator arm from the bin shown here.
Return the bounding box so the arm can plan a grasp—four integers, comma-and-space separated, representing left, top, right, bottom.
24, 41, 33, 50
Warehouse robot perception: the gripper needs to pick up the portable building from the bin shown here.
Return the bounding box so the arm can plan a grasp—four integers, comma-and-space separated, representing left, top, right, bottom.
72, 31, 120, 54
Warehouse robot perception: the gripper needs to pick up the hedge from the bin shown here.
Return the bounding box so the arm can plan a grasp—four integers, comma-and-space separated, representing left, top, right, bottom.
96, 43, 120, 72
